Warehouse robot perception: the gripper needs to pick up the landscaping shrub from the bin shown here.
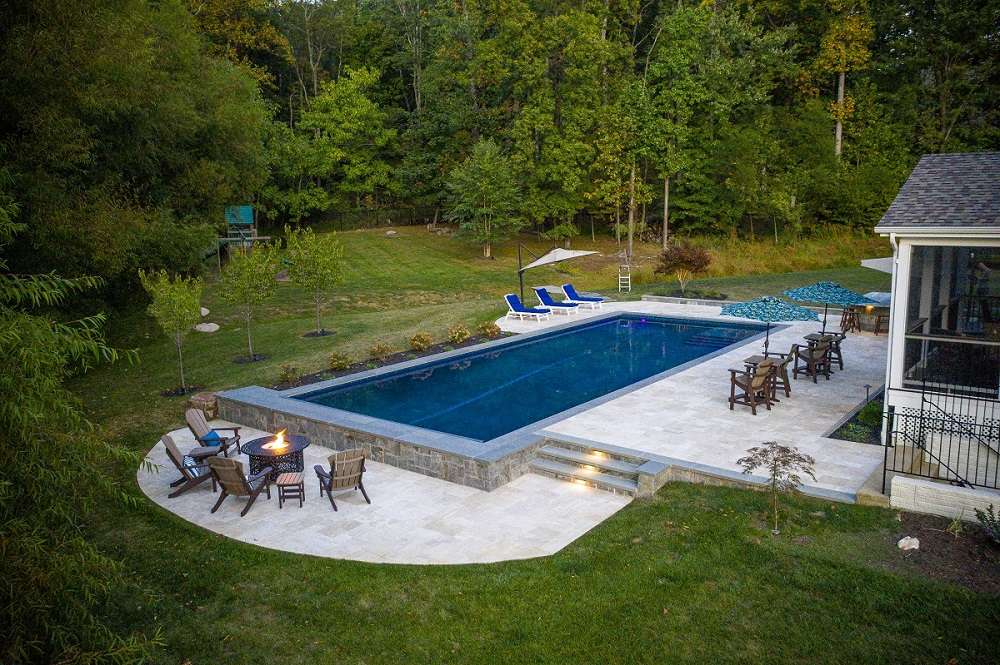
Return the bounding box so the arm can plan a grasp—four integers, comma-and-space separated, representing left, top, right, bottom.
975, 504, 1000, 545
478, 321, 502, 339
328, 351, 352, 371
856, 400, 883, 429
278, 364, 300, 386
410, 332, 433, 352
838, 422, 874, 443
447, 324, 471, 344
654, 242, 712, 295
369, 341, 394, 361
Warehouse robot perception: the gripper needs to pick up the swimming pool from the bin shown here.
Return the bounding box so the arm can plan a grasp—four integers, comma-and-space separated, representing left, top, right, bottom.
294, 314, 765, 442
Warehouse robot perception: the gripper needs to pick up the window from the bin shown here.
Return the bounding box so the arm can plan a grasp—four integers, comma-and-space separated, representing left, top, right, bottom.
902, 245, 1000, 396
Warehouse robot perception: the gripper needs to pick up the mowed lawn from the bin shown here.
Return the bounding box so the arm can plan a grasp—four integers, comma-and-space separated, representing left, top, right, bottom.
71, 227, 1000, 664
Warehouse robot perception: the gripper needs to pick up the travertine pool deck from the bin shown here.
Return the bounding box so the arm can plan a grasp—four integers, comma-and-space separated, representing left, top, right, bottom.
501, 299, 889, 502
139, 424, 629, 564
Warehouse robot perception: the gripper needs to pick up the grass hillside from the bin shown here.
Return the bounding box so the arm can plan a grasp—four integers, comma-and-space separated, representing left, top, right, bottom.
66, 228, 1000, 665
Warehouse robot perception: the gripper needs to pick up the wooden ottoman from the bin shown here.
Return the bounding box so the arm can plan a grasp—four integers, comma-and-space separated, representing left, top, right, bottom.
276, 472, 305, 509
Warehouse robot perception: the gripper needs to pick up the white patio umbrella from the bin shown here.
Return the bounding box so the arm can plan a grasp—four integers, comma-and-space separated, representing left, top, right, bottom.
517, 246, 598, 300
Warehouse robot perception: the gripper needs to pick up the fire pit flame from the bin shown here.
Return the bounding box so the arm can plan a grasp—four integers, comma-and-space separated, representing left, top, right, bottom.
262, 429, 288, 451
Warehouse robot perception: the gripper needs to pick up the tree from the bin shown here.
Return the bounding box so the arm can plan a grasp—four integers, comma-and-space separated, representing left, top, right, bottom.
643, 6, 709, 248
0, 178, 152, 662
299, 66, 397, 211
737, 441, 817, 535
0, 0, 268, 290
446, 139, 523, 258
654, 242, 711, 295
139, 269, 203, 393
815, 1, 873, 157
183, 0, 292, 88
285, 225, 345, 335
260, 121, 332, 225
219, 245, 279, 360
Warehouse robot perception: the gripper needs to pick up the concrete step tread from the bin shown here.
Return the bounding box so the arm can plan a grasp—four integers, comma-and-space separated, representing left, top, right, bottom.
537, 445, 642, 475
530, 458, 639, 493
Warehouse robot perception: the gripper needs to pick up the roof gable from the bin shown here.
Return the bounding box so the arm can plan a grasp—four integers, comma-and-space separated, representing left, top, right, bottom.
875, 152, 1000, 231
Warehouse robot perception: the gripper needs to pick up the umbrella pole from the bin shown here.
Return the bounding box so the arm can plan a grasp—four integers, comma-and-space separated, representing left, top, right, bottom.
764, 322, 770, 353
517, 244, 525, 301
821, 303, 828, 334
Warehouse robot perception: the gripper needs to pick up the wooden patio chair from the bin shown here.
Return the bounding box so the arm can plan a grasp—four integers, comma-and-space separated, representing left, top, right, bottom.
792, 342, 831, 383
763, 345, 796, 398
820, 332, 845, 370
729, 363, 776, 415
313, 449, 371, 511
162, 434, 217, 498
185, 408, 241, 457
207, 457, 272, 517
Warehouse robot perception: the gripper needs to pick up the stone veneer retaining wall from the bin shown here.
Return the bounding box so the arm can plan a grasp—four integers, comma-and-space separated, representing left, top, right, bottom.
217, 395, 544, 491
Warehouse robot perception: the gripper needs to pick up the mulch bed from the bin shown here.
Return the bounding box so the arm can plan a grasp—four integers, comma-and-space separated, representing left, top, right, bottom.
159, 385, 205, 398
272, 332, 513, 390
233, 353, 269, 364
302, 329, 335, 338
886, 511, 1000, 594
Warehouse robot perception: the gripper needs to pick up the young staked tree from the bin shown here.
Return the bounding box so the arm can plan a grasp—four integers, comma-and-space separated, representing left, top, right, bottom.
219, 244, 279, 360
139, 269, 203, 392
816, 0, 873, 157
284, 225, 344, 336
738, 441, 817, 535
446, 139, 523, 258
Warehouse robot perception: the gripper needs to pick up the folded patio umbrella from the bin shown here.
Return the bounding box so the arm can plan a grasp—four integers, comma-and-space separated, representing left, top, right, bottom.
783, 281, 877, 333
720, 296, 819, 352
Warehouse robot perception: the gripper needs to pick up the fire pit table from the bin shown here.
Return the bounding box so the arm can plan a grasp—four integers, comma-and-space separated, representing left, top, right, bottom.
242, 433, 310, 480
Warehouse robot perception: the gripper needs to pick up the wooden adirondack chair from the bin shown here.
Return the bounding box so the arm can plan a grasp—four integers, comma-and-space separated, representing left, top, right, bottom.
185, 408, 241, 457
207, 457, 272, 517
313, 449, 371, 511
162, 434, 217, 498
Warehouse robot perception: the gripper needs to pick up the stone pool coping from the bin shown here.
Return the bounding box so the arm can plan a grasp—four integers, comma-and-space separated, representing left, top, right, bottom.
217, 311, 775, 491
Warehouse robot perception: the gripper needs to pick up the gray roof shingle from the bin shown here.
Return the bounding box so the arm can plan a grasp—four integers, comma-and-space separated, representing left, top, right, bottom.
876, 152, 1000, 230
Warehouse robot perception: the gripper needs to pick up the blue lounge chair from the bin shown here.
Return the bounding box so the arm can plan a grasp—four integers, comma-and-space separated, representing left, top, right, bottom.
504, 293, 551, 322
533, 287, 579, 315
561, 283, 605, 310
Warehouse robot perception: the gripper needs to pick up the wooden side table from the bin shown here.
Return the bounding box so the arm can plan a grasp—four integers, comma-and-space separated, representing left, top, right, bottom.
276, 472, 305, 509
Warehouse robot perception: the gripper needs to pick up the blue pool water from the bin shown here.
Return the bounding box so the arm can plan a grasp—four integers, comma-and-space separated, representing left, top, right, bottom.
298, 315, 764, 442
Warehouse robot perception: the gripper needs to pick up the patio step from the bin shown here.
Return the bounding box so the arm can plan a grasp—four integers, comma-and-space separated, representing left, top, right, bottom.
529, 458, 639, 496
530, 439, 652, 496
535, 445, 642, 478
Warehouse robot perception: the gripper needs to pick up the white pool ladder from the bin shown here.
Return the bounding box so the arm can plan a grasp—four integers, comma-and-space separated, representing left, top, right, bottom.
618, 264, 631, 293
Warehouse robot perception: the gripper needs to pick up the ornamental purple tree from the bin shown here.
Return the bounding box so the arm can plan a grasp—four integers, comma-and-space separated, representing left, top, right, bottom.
738, 441, 816, 535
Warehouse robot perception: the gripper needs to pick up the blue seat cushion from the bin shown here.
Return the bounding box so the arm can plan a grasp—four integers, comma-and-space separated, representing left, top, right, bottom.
202, 430, 223, 446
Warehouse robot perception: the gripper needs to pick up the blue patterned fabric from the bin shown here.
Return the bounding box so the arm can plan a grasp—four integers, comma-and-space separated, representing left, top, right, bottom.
783, 282, 877, 307
720, 296, 820, 323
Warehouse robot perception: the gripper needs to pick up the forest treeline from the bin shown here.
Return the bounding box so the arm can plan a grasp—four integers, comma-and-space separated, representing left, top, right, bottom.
2, 0, 998, 287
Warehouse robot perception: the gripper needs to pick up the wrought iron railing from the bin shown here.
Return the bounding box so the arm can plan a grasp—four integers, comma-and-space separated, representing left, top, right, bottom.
883, 384, 1000, 492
